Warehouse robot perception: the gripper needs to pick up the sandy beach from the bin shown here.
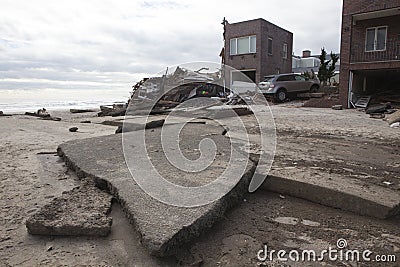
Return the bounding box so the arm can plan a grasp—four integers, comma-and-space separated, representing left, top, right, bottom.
0, 110, 133, 266
0, 107, 399, 266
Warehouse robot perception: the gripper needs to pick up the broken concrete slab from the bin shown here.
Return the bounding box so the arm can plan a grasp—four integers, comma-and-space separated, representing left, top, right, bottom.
101, 115, 168, 128
262, 167, 400, 219
57, 123, 255, 256
387, 109, 400, 125
26, 184, 113, 236
114, 119, 165, 133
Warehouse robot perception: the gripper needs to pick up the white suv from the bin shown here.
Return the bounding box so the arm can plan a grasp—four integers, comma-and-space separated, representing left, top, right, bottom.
259, 74, 320, 102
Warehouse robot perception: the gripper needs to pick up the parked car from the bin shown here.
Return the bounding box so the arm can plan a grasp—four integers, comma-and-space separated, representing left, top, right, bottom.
258, 73, 320, 102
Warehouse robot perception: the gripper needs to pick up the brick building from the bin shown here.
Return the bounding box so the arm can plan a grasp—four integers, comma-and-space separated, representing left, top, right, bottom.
223, 18, 293, 85
339, 0, 400, 107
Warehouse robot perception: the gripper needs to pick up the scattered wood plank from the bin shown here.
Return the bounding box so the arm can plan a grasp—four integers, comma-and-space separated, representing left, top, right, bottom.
331, 105, 343, 110
25, 112, 50, 118
386, 110, 400, 124
70, 109, 96, 114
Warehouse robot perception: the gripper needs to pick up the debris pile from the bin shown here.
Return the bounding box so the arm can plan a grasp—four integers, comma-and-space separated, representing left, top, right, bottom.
25, 108, 50, 118
352, 94, 399, 127
128, 66, 228, 114
302, 86, 340, 108
96, 66, 227, 117
96, 65, 266, 117
366, 103, 393, 115
302, 93, 340, 108
373, 89, 400, 108
25, 108, 61, 121
350, 87, 400, 121
98, 103, 127, 117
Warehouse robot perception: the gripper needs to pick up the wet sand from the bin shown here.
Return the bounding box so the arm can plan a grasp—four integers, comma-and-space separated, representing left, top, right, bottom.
0, 108, 399, 266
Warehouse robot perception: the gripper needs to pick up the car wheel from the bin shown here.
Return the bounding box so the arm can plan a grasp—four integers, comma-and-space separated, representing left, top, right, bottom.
275, 89, 287, 102
310, 85, 319, 93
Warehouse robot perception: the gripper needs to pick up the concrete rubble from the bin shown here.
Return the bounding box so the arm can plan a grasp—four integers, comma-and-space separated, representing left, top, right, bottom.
264, 169, 400, 219
230, 106, 400, 219
26, 183, 113, 236
387, 109, 400, 125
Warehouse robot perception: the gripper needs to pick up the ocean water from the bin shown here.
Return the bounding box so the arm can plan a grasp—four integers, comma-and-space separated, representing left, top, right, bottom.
0, 88, 130, 113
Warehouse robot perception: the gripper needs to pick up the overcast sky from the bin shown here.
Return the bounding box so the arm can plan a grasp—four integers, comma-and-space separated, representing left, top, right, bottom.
0, 0, 343, 92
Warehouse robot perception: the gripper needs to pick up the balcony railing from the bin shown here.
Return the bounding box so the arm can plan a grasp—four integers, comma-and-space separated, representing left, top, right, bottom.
350, 39, 400, 63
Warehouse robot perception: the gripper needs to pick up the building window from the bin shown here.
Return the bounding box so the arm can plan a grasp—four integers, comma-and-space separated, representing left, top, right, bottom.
230, 35, 256, 55
282, 43, 288, 59
230, 39, 237, 55
268, 38, 273, 55
365, 26, 387, 52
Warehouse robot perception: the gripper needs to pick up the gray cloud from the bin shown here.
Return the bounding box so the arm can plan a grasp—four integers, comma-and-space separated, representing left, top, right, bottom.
0, 0, 342, 93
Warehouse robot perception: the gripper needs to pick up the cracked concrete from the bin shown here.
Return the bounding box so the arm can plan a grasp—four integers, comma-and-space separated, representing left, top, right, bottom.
263, 170, 400, 219
26, 183, 113, 236
57, 123, 255, 256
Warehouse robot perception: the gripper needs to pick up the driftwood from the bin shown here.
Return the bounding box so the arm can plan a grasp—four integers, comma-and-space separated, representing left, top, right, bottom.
98, 108, 127, 117
70, 109, 96, 114
24, 110, 61, 121
0, 111, 12, 117
25, 112, 50, 118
